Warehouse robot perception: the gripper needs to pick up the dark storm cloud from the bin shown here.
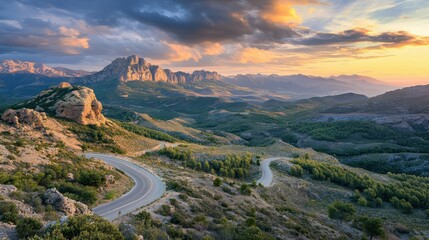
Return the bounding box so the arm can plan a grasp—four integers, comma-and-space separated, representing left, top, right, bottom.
13, 0, 300, 45
293, 28, 418, 46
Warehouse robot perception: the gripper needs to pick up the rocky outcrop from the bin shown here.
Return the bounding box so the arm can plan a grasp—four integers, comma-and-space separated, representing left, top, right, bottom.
79, 55, 221, 84
190, 70, 221, 82
149, 65, 168, 82
43, 188, 92, 216
1, 108, 47, 128
14, 82, 106, 126
57, 82, 72, 88
0, 185, 17, 195
54, 87, 106, 125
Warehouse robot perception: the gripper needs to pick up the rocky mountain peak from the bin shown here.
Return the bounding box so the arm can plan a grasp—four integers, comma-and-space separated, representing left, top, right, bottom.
0, 59, 90, 77
78, 55, 222, 84
0, 59, 67, 77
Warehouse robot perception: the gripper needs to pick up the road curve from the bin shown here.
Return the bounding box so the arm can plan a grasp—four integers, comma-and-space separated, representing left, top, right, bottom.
85, 153, 165, 221
257, 157, 290, 187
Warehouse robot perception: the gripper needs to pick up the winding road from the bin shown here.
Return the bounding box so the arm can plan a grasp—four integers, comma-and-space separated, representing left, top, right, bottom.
87, 141, 285, 221
257, 157, 291, 187
86, 147, 170, 221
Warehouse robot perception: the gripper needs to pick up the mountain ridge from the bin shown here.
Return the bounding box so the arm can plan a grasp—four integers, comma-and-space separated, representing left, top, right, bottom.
77, 55, 222, 84
0, 59, 91, 77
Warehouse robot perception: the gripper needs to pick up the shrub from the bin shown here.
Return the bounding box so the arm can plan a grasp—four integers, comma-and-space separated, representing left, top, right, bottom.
290, 165, 304, 177
361, 217, 384, 240
58, 183, 97, 204
328, 201, 356, 224
240, 184, 252, 195
245, 217, 256, 227
357, 197, 368, 207
41, 215, 124, 240
213, 177, 222, 187
77, 170, 105, 187
178, 193, 188, 201
16, 217, 42, 239
0, 201, 19, 224
157, 205, 172, 216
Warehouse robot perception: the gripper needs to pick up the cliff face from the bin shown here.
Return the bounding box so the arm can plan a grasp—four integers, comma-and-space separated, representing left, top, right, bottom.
13, 82, 106, 126
79, 55, 221, 84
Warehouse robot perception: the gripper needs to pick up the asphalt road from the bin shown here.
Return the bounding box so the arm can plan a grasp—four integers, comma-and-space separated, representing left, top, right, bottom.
85, 153, 166, 221
257, 157, 290, 187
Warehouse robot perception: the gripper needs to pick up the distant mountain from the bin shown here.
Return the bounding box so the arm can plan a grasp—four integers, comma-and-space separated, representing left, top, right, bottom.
78, 55, 221, 84
327, 84, 429, 114
223, 73, 393, 98
0, 60, 90, 77
52, 67, 93, 77
331, 74, 395, 96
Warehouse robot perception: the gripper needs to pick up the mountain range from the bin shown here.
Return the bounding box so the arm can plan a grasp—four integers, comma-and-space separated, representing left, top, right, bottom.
0, 55, 397, 103
0, 59, 91, 77
78, 55, 221, 84
223, 73, 395, 98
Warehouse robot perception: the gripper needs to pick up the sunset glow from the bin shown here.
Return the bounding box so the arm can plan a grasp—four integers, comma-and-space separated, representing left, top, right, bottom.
1, 0, 428, 85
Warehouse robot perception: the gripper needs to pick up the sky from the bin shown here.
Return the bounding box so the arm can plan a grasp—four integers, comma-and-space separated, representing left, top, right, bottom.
0, 0, 428, 85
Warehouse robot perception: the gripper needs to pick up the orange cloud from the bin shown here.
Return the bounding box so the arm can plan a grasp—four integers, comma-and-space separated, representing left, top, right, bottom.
202, 42, 224, 55
261, 0, 321, 25
57, 26, 89, 54
164, 42, 201, 61
236, 47, 281, 63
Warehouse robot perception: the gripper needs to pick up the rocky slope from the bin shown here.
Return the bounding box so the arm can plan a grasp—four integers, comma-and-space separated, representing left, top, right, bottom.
0, 60, 90, 77
78, 55, 221, 84
13, 82, 106, 125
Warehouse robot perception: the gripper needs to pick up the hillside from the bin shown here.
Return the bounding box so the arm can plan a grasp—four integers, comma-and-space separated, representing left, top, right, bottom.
1, 80, 429, 239
326, 84, 429, 114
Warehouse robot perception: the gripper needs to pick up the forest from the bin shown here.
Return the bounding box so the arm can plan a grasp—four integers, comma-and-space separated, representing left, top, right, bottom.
291, 159, 429, 214
159, 147, 258, 179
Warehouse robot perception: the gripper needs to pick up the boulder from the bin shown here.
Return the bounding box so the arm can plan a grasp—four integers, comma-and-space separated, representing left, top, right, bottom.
14, 83, 106, 126
54, 87, 106, 125
43, 188, 92, 216
57, 82, 72, 88
1, 108, 47, 128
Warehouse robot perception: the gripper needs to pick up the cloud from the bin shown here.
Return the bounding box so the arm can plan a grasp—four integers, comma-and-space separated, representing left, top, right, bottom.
235, 47, 281, 64
163, 42, 202, 62
293, 28, 429, 50
258, 0, 321, 25
202, 42, 224, 55
14, 0, 318, 45
0, 19, 89, 55
1, 0, 429, 75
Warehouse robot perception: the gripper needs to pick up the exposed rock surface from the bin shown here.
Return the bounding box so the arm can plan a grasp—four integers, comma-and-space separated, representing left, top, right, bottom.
0, 59, 90, 77
0, 185, 17, 195
43, 188, 92, 216
1, 108, 47, 128
54, 87, 105, 125
15, 82, 106, 125
57, 81, 72, 88
79, 55, 221, 84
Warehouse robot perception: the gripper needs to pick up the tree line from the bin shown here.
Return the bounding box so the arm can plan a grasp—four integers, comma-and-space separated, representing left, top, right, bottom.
159, 147, 258, 179
291, 159, 429, 214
